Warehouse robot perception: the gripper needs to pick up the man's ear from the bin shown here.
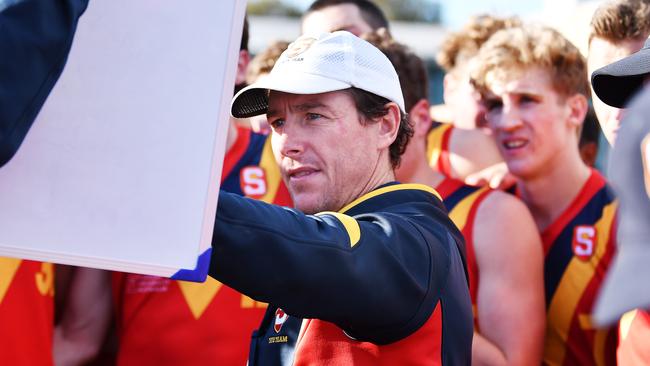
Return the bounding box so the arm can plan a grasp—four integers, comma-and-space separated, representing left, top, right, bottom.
409, 99, 432, 138
566, 93, 589, 129
235, 50, 250, 86
377, 102, 401, 150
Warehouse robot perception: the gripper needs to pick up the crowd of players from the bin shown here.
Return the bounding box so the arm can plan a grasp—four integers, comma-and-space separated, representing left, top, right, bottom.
3, 0, 650, 365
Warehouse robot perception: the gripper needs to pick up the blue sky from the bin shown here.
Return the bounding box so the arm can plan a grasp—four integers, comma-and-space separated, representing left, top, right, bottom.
283, 0, 543, 28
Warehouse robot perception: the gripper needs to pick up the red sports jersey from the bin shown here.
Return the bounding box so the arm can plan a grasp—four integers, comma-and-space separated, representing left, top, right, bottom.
436, 178, 491, 325
0, 258, 54, 366
426, 122, 453, 178
114, 127, 292, 365
617, 309, 650, 365
541, 169, 618, 366
293, 302, 444, 366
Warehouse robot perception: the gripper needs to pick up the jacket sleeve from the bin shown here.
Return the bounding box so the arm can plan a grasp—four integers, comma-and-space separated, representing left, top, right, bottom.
0, 0, 88, 167
210, 190, 452, 344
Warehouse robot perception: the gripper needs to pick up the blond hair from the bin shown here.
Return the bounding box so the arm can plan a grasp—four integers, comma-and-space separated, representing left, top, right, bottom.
436, 14, 521, 73
471, 25, 589, 98
589, 0, 650, 44
245, 40, 290, 84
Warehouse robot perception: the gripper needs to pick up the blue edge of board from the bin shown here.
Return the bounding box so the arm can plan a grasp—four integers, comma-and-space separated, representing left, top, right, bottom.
170, 247, 212, 282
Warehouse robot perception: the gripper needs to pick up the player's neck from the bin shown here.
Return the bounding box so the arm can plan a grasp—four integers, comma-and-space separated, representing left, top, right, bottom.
516, 148, 591, 232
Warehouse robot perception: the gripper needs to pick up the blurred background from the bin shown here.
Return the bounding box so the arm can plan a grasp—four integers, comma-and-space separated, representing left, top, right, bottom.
247, 0, 609, 168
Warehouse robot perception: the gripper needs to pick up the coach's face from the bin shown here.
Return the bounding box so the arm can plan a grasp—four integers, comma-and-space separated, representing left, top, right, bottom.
588, 36, 646, 145
267, 90, 388, 214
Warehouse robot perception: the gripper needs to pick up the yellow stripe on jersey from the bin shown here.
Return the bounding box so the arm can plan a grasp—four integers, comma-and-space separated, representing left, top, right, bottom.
339, 184, 442, 214
0, 257, 21, 303
544, 201, 618, 365
447, 186, 489, 232
258, 136, 283, 204
316, 212, 361, 247
426, 123, 452, 167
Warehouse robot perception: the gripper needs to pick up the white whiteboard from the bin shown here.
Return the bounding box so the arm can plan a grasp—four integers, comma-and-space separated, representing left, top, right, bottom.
0, 0, 247, 281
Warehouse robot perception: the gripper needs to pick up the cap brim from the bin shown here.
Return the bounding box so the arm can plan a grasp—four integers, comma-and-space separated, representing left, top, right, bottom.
231, 73, 351, 118
591, 48, 650, 108
593, 244, 650, 326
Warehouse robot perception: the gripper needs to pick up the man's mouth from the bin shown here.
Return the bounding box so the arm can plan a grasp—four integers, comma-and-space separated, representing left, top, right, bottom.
287, 166, 320, 181
502, 138, 528, 150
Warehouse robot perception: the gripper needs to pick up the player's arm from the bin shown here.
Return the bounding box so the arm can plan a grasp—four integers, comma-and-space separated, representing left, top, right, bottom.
210, 190, 451, 344
471, 191, 545, 365
0, 0, 89, 166
53, 267, 112, 366
448, 128, 503, 181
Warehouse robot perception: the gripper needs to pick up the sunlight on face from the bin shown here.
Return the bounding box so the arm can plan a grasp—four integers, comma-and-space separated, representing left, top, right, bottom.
483, 68, 576, 180
267, 90, 381, 213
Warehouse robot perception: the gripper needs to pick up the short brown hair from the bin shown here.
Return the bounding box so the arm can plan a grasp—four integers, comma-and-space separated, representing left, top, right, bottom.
589, 0, 650, 44
362, 29, 428, 111
436, 14, 521, 73
246, 40, 290, 84
344, 88, 413, 169
306, 0, 389, 31
471, 25, 589, 99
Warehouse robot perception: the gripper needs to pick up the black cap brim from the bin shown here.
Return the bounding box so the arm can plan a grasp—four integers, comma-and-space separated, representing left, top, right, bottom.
591, 41, 650, 108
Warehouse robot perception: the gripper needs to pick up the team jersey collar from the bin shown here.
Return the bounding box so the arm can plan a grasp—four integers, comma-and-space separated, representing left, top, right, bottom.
338, 182, 442, 215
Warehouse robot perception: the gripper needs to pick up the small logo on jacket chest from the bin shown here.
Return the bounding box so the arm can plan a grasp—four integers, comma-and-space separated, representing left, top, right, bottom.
274, 308, 288, 333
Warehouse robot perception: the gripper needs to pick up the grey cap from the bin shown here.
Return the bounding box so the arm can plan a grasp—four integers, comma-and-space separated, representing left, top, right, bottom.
594, 85, 650, 326
591, 38, 650, 108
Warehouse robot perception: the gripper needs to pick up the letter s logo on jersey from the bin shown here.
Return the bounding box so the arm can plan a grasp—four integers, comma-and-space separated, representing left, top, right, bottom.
240, 166, 267, 199
572, 225, 597, 261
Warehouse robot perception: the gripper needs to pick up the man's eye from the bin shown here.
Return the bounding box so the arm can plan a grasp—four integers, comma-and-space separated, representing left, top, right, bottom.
484, 100, 503, 112
269, 119, 285, 129
520, 95, 537, 104
306, 113, 323, 120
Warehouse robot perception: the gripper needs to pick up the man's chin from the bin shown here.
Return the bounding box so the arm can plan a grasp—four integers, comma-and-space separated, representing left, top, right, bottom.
292, 194, 325, 214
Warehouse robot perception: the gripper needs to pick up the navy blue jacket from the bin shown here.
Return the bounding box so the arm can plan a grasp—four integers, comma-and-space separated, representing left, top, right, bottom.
210, 182, 473, 365
0, 0, 88, 167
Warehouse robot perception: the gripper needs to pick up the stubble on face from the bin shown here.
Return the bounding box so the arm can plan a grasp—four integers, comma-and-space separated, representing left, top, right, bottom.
268, 91, 381, 214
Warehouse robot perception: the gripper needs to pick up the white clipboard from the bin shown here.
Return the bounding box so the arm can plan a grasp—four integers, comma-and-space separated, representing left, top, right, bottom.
0, 0, 247, 281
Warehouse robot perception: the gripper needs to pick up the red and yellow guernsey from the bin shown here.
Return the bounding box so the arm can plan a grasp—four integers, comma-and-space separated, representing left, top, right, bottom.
0, 259, 54, 365
436, 178, 492, 325
427, 123, 454, 178
540, 169, 618, 366
114, 126, 292, 365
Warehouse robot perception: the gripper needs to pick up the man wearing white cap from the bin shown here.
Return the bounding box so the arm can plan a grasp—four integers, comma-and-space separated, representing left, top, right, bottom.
208, 31, 473, 365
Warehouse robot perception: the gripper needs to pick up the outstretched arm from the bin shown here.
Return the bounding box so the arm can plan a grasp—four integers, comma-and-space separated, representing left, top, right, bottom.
210, 190, 454, 344
0, 0, 88, 166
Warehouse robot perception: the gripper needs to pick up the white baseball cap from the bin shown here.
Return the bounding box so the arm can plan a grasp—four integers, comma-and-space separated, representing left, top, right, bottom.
231, 31, 405, 118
